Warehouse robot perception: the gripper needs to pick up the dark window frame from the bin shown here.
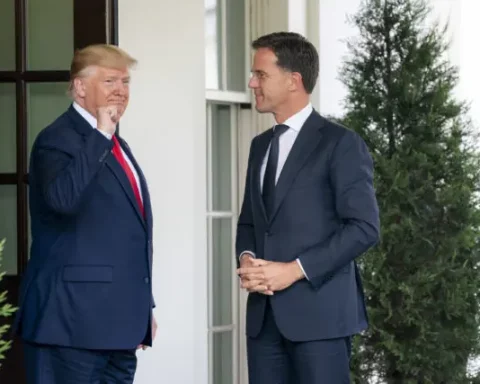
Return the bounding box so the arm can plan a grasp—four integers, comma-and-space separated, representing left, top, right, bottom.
0, 1, 118, 382
0, 0, 118, 276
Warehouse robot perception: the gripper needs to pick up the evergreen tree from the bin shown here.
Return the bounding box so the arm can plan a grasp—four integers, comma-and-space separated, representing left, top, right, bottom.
340, 0, 480, 382
0, 239, 16, 367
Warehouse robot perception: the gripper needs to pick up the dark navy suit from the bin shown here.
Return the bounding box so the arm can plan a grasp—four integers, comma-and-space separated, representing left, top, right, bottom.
236, 110, 380, 383
15, 105, 154, 383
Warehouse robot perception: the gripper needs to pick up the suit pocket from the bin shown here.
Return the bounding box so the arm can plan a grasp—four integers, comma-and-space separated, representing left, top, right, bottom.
62, 265, 113, 282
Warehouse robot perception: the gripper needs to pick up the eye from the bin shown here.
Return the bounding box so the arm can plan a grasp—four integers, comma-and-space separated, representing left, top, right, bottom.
251, 72, 266, 80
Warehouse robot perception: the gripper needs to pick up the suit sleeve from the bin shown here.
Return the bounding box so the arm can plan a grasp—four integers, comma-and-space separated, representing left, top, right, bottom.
297, 130, 380, 289
32, 129, 114, 215
235, 138, 257, 267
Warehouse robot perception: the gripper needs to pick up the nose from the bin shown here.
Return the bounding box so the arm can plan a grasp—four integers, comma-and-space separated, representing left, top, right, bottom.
248, 76, 258, 89
114, 81, 128, 95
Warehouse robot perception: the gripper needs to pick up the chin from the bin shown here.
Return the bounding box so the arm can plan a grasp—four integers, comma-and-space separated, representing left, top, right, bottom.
255, 104, 270, 114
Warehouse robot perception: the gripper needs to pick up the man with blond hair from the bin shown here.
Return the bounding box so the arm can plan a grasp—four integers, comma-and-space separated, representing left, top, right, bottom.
15, 44, 156, 383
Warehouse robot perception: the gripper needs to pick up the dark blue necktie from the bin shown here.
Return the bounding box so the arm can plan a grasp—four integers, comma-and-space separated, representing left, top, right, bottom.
262, 124, 289, 219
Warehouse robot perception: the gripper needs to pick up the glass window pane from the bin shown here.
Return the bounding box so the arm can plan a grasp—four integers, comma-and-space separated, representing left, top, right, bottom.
205, 0, 223, 89
212, 218, 232, 326
212, 331, 233, 384
0, 186, 17, 275
226, 0, 246, 92
27, 83, 71, 162
27, 0, 74, 70
0, 0, 15, 70
0, 84, 17, 172
211, 105, 232, 211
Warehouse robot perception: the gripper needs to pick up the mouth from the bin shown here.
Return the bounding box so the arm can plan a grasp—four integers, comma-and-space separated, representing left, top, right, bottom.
255, 95, 264, 104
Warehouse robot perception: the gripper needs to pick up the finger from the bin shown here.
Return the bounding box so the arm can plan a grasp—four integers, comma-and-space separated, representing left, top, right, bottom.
241, 273, 265, 281
237, 267, 262, 275
251, 259, 269, 267
110, 109, 119, 122
241, 279, 262, 289
246, 284, 270, 292
241, 259, 256, 268
247, 287, 274, 296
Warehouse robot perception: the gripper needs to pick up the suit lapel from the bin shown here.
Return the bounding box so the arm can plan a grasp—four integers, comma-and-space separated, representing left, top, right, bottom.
66, 104, 96, 136
106, 137, 146, 228
269, 111, 325, 223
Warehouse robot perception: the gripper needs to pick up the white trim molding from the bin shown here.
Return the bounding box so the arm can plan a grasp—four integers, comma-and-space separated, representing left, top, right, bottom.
206, 90, 251, 104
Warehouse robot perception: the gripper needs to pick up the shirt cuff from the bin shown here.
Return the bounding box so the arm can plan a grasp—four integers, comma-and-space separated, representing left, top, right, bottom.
296, 258, 309, 280
239, 251, 256, 260
97, 129, 112, 140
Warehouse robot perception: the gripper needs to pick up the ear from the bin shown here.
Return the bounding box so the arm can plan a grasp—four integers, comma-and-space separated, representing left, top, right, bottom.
73, 77, 87, 98
289, 72, 303, 92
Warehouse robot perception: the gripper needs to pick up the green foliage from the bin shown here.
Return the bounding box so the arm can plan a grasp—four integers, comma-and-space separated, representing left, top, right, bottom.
0, 239, 17, 366
340, 0, 480, 382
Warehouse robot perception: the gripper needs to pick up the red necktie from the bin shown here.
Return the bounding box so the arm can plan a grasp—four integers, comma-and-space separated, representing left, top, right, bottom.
112, 136, 145, 217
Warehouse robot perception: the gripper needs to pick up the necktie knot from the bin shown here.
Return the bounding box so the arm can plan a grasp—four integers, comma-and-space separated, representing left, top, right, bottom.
112, 135, 121, 149
273, 124, 289, 137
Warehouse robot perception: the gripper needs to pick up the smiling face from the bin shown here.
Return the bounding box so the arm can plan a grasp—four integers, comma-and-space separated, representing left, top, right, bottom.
248, 48, 293, 115
73, 66, 130, 119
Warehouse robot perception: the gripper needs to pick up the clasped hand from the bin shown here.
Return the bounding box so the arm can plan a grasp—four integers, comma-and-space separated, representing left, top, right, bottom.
236, 256, 304, 295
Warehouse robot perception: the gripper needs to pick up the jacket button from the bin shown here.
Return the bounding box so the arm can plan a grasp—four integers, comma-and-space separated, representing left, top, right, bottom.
144, 277, 150, 284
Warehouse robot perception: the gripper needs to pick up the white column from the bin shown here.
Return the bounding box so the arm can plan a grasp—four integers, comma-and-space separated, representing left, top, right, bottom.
249, 0, 288, 133
237, 107, 257, 384
306, 0, 321, 111
289, 0, 307, 36
118, 1, 208, 383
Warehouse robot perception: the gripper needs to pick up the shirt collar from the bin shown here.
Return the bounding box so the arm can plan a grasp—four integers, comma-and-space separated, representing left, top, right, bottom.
73, 101, 97, 129
274, 103, 313, 133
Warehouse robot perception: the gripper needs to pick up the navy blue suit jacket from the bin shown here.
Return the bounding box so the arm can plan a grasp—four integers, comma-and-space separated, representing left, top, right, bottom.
236, 110, 380, 342
14, 105, 155, 350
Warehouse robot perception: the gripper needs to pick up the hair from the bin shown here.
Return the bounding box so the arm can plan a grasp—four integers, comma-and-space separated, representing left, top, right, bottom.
252, 32, 319, 94
68, 44, 137, 94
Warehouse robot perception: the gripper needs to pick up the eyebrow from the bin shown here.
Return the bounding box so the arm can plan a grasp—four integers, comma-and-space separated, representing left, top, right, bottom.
104, 76, 130, 81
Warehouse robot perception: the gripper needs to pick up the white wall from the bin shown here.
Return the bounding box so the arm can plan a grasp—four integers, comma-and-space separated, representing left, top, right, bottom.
450, 0, 479, 126
318, 0, 360, 117
118, 1, 208, 383
319, 0, 479, 128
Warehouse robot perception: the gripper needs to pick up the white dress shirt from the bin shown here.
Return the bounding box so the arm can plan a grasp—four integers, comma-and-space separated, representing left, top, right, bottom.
73, 102, 143, 202
242, 103, 314, 279
260, 103, 313, 188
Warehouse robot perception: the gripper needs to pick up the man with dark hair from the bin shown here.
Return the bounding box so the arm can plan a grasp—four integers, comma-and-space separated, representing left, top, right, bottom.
236, 32, 380, 383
